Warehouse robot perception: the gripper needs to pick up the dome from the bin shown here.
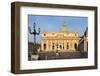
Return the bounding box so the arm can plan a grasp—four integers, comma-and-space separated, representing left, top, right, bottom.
60, 22, 68, 32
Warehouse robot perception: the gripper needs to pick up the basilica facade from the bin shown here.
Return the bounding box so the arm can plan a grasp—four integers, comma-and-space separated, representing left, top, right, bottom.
40, 23, 80, 52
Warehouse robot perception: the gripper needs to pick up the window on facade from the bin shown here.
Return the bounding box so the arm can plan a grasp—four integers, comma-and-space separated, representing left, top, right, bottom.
67, 45, 69, 49
67, 43, 69, 49
74, 43, 77, 50
63, 46, 64, 49
52, 43, 55, 50
52, 45, 55, 50
44, 44, 46, 50
44, 34, 46, 36
60, 45, 62, 49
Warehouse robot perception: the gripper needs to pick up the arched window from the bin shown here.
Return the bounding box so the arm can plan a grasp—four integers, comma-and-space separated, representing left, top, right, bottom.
44, 34, 46, 36
63, 43, 64, 49
44, 44, 46, 50
52, 43, 55, 50
60, 45, 62, 49
67, 43, 69, 49
74, 43, 77, 50
52, 45, 55, 50
63, 46, 64, 49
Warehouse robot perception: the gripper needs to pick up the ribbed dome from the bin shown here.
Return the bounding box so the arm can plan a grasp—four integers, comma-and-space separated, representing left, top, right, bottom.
60, 22, 68, 32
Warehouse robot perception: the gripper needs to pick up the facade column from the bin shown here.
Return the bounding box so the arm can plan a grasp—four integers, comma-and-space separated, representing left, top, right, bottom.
50, 40, 52, 51
48, 40, 50, 51
63, 40, 65, 51
72, 40, 75, 51
64, 40, 66, 50
70, 40, 72, 50
54, 40, 56, 51
46, 40, 48, 51
68, 41, 70, 51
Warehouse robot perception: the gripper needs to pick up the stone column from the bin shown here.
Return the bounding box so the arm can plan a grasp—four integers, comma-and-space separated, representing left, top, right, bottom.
50, 40, 52, 51
68, 41, 70, 51
48, 40, 51, 51
54, 40, 56, 51
72, 40, 75, 51
70, 40, 72, 50
46, 40, 48, 51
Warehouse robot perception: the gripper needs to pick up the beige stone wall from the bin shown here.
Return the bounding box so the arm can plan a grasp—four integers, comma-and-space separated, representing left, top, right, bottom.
40, 25, 88, 52
41, 32, 79, 52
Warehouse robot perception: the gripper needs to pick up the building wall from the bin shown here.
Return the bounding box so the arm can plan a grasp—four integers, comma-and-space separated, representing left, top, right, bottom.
40, 26, 88, 53
41, 32, 80, 52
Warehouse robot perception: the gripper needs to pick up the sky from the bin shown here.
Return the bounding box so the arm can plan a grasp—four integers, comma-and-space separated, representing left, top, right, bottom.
28, 15, 88, 43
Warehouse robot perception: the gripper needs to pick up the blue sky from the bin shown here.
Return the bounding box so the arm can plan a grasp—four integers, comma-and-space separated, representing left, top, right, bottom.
28, 15, 88, 43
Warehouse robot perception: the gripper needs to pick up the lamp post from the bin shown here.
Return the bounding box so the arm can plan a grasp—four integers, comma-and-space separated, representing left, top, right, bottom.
29, 22, 40, 54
